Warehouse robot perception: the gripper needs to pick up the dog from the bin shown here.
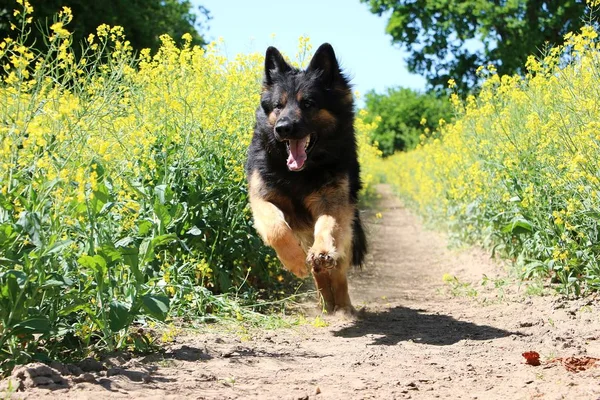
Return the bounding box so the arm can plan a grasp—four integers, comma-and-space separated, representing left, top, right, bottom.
245, 43, 366, 316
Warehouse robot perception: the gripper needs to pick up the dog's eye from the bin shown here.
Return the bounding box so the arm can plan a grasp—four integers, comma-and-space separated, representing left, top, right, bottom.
301, 99, 315, 109
274, 102, 283, 110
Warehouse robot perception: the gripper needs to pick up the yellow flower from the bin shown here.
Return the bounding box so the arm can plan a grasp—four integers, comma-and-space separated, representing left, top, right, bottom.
50, 21, 70, 38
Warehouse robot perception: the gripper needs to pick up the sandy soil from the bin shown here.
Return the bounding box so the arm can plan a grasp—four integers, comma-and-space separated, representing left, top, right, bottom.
3, 185, 600, 400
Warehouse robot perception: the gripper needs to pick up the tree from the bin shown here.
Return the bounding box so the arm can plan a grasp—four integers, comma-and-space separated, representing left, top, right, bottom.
361, 0, 588, 93
0, 0, 210, 54
363, 87, 453, 155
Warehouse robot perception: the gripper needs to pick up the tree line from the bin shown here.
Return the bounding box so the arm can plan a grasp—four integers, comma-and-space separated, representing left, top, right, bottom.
362, 0, 591, 154
0, 0, 209, 54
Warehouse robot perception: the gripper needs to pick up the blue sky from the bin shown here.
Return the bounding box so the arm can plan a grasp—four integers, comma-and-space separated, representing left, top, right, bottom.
194, 0, 427, 106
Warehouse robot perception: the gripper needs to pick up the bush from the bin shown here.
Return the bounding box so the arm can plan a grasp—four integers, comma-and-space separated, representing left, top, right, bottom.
363, 87, 453, 156
382, 24, 600, 295
0, 4, 382, 372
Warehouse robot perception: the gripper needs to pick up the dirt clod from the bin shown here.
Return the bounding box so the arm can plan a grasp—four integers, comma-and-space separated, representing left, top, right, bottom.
10, 363, 68, 389
78, 357, 105, 373
72, 373, 97, 384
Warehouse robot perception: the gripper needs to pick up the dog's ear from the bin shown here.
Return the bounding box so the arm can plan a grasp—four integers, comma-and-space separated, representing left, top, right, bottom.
307, 43, 341, 88
264, 46, 291, 85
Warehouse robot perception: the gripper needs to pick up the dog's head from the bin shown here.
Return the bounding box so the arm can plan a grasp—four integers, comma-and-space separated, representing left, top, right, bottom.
259, 43, 353, 172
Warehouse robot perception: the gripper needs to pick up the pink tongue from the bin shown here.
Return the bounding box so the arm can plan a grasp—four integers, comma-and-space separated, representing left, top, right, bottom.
286, 137, 308, 171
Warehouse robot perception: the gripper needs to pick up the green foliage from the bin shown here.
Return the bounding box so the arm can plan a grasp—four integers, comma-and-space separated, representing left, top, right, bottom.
0, 4, 271, 374
383, 24, 600, 296
0, 0, 209, 54
0, 4, 384, 375
363, 87, 453, 155
361, 0, 588, 93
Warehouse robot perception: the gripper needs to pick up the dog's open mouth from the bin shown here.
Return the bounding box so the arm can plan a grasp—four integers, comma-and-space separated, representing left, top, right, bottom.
284, 135, 314, 171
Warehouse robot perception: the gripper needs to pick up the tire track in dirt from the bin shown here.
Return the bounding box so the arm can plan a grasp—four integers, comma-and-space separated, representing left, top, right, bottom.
7, 185, 600, 400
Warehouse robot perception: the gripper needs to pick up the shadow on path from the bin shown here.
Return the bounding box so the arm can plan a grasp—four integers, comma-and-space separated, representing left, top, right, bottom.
334, 306, 520, 346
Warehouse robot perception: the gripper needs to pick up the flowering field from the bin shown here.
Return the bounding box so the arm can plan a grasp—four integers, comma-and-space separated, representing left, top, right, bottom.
0, 3, 382, 371
384, 23, 600, 295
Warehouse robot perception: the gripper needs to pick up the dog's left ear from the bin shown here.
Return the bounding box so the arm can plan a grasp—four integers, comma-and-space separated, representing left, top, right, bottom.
307, 43, 341, 88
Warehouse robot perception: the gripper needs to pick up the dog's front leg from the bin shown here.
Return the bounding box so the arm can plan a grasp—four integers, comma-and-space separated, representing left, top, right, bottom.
248, 171, 308, 278
306, 209, 354, 315
249, 197, 309, 279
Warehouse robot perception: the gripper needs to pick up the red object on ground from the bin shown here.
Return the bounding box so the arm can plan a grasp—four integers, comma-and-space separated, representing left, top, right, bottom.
548, 357, 599, 373
522, 351, 541, 366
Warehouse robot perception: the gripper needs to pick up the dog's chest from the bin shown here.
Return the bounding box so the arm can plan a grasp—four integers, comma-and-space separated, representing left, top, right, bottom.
269, 181, 349, 230
268, 192, 315, 231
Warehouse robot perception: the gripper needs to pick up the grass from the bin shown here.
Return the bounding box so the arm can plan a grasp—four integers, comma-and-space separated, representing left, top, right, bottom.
441, 274, 478, 298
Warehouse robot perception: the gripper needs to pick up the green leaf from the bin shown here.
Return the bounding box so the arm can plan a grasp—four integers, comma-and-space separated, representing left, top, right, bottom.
139, 238, 154, 265
169, 203, 186, 225
137, 220, 153, 236
153, 201, 172, 230
119, 245, 142, 283
58, 302, 93, 316
11, 316, 51, 336
0, 223, 17, 247
44, 239, 73, 256
92, 161, 106, 180
154, 184, 167, 204
582, 211, 600, 220
126, 179, 147, 198
140, 234, 177, 265
0, 192, 12, 210
1, 269, 27, 286
16, 211, 43, 247
151, 234, 178, 248
98, 244, 123, 263
1, 270, 27, 303
40, 279, 67, 289
109, 301, 131, 332
98, 202, 115, 216
501, 218, 533, 235
78, 254, 107, 276
94, 182, 110, 204
115, 236, 135, 248
141, 294, 170, 321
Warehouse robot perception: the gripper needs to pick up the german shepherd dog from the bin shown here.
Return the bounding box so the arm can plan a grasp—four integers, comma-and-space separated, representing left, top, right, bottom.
245, 43, 366, 316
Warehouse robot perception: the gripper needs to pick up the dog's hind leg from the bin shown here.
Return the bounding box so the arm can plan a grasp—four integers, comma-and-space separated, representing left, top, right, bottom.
312, 270, 335, 313
311, 258, 353, 315
329, 263, 354, 316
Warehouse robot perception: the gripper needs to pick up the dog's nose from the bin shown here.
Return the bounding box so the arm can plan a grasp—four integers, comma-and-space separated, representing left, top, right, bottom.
275, 119, 293, 136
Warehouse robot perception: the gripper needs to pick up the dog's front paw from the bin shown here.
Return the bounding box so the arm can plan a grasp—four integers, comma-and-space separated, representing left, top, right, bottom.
306, 250, 337, 273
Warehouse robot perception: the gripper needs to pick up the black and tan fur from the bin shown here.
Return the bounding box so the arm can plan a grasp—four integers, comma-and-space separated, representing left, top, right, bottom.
245, 43, 366, 315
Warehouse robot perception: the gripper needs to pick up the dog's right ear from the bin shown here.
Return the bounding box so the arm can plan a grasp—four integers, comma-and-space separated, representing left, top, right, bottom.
264, 46, 291, 85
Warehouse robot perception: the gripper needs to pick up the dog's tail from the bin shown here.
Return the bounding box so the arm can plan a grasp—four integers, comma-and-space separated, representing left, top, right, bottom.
351, 209, 367, 267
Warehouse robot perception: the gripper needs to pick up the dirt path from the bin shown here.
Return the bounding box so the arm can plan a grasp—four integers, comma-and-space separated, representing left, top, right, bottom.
5, 185, 600, 399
